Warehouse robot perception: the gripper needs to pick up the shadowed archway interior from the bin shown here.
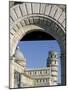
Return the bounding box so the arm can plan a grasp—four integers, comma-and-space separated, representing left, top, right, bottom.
21, 30, 55, 41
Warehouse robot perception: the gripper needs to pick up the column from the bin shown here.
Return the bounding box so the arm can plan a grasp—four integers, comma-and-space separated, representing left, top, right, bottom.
9, 56, 15, 88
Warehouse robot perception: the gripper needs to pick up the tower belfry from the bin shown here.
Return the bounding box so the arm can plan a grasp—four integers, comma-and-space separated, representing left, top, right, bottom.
47, 51, 58, 85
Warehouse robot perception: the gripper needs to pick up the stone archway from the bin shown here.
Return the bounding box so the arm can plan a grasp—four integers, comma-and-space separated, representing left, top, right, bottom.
10, 2, 66, 87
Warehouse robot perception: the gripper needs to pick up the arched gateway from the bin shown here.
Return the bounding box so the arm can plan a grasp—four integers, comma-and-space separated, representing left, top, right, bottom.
9, 1, 66, 88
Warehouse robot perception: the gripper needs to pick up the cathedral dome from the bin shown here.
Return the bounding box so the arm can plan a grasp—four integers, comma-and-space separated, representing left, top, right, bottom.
15, 47, 25, 61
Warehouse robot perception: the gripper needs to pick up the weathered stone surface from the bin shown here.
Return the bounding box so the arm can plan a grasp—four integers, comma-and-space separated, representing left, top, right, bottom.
50, 5, 58, 17
54, 7, 62, 20
14, 5, 22, 18
20, 20, 26, 26
20, 3, 27, 16
25, 3, 32, 15
58, 12, 65, 24
32, 3, 40, 14
45, 5, 52, 15
10, 8, 18, 21
62, 20, 65, 28
40, 3, 46, 14
24, 18, 30, 25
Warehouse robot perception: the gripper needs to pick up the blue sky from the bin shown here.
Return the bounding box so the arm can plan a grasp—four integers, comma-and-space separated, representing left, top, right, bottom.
18, 40, 61, 83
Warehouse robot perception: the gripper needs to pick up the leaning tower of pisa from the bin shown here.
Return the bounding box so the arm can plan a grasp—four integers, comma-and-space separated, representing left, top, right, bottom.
47, 51, 58, 85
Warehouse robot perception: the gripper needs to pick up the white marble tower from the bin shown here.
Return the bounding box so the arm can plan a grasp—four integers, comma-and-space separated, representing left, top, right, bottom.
47, 51, 58, 85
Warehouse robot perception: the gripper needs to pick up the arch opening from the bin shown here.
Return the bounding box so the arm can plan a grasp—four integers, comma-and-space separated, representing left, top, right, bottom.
17, 29, 61, 85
